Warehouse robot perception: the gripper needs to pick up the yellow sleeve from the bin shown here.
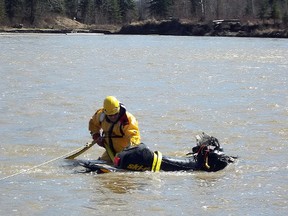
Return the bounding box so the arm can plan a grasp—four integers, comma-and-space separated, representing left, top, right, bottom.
122, 112, 141, 146
88, 109, 103, 134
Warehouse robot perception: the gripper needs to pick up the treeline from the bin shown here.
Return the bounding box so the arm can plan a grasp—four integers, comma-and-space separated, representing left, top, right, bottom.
0, 0, 288, 27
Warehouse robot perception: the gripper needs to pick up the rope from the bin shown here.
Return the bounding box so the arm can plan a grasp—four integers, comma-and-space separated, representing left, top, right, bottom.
0, 146, 86, 182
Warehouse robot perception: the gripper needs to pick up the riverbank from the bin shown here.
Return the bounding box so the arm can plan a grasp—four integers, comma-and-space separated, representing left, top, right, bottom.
0, 28, 115, 34
1, 18, 287, 38
0, 15, 119, 35
116, 19, 288, 38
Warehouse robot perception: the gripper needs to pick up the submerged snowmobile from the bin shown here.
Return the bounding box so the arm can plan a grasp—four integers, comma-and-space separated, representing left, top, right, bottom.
78, 132, 237, 174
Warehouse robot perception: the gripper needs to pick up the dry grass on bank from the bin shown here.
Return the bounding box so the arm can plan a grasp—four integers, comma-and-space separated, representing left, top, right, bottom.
0, 15, 119, 32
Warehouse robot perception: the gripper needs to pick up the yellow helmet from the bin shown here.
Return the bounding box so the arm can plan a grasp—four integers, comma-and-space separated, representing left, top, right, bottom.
103, 96, 120, 115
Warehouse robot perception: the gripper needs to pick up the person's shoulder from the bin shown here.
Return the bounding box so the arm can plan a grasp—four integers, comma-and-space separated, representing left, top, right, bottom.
95, 107, 104, 114
119, 104, 137, 122
91, 108, 106, 123
92, 108, 105, 118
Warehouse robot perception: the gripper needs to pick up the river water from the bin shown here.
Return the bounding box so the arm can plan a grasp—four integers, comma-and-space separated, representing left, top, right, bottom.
0, 33, 287, 216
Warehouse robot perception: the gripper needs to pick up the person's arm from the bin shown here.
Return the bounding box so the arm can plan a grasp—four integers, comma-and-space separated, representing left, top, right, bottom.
122, 113, 141, 146
89, 109, 104, 146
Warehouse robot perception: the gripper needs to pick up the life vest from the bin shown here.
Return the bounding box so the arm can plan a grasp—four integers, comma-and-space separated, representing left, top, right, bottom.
90, 104, 141, 161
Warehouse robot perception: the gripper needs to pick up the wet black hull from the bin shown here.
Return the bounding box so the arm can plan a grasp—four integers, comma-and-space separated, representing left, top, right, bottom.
71, 133, 237, 173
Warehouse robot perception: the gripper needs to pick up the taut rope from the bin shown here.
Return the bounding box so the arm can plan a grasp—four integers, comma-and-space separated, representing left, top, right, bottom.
0, 146, 86, 181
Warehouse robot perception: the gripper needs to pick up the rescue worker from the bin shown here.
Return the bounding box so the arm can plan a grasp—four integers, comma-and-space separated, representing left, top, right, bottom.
89, 96, 141, 163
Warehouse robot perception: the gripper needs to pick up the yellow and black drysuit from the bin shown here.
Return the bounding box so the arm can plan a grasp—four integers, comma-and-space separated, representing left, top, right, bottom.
89, 104, 141, 162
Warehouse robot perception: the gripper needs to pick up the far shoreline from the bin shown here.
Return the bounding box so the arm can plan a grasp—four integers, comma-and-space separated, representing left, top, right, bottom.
1, 19, 287, 38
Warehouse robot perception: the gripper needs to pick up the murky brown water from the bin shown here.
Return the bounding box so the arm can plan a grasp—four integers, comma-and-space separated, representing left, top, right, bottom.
0, 33, 287, 215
